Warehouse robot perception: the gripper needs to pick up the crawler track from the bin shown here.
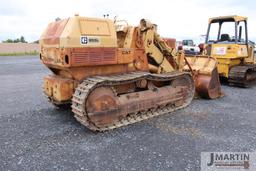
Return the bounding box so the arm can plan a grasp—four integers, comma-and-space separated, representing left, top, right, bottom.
71, 72, 194, 131
229, 64, 256, 87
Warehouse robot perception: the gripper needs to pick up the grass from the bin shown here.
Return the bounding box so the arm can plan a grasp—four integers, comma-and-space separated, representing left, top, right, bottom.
0, 51, 39, 56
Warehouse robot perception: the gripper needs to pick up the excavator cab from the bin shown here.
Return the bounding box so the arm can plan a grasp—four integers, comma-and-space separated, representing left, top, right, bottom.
204, 15, 256, 86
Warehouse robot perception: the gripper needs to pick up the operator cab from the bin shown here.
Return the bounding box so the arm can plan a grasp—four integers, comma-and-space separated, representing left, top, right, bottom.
205, 15, 248, 45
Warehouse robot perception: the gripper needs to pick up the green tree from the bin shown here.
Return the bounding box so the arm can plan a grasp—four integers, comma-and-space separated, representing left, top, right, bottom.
2, 36, 27, 43
13, 38, 20, 43
20, 36, 27, 43
2, 39, 13, 43
33, 40, 39, 43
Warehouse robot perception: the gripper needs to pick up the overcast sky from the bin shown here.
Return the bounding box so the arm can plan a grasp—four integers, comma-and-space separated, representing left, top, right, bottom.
1, 0, 255, 43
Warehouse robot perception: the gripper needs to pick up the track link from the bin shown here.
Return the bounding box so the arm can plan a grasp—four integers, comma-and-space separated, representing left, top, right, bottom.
71, 72, 194, 131
229, 64, 256, 87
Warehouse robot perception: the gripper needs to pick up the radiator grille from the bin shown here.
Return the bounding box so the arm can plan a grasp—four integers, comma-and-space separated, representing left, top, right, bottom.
71, 48, 117, 66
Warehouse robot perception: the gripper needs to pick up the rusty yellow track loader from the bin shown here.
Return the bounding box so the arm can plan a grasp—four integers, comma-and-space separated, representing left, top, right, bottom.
40, 15, 221, 131
204, 15, 256, 87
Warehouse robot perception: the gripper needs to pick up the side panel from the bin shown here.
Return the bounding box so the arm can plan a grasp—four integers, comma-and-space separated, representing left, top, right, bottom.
80, 20, 110, 36
209, 44, 248, 77
60, 17, 117, 48
40, 19, 69, 46
41, 47, 148, 68
210, 44, 248, 58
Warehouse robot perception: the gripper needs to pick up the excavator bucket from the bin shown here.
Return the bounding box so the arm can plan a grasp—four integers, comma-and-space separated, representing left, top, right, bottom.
183, 55, 223, 99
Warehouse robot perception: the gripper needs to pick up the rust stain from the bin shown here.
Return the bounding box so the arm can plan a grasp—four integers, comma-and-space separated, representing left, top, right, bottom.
42, 19, 69, 45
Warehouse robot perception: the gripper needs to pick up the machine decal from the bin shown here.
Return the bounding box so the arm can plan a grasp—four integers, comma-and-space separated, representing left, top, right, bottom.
81, 36, 100, 45
215, 47, 227, 55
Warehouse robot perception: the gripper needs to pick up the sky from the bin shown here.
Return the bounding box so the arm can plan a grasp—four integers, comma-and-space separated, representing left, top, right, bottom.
1, 0, 255, 43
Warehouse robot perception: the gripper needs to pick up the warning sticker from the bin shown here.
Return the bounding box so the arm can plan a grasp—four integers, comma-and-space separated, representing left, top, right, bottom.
214, 47, 227, 55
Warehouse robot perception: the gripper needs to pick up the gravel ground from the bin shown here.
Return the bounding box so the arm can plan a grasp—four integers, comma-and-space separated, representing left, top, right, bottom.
0, 56, 256, 171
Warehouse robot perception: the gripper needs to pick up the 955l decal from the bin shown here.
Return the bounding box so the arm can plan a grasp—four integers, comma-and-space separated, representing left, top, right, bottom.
80, 36, 100, 45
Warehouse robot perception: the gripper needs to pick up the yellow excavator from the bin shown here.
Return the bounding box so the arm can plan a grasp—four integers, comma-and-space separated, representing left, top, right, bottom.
40, 15, 222, 131
204, 15, 256, 87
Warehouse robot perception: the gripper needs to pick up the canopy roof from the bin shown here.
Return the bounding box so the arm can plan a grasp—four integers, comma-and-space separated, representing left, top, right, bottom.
209, 15, 247, 23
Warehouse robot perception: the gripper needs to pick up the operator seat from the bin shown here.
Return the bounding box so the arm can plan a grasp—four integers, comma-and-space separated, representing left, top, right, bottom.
220, 34, 231, 42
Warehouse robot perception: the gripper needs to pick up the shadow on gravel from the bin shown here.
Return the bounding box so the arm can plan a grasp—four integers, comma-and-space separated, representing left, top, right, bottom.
48, 106, 94, 134
47, 106, 132, 136
219, 77, 229, 86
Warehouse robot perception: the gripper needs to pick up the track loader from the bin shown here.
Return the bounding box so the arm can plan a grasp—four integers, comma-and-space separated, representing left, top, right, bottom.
204, 15, 256, 87
40, 15, 221, 131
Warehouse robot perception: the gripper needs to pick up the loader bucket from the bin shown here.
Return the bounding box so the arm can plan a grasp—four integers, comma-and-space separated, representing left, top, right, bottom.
183, 55, 223, 99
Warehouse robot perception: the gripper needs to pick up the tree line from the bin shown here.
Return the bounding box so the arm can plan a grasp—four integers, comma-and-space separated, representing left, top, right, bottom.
2, 36, 27, 43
